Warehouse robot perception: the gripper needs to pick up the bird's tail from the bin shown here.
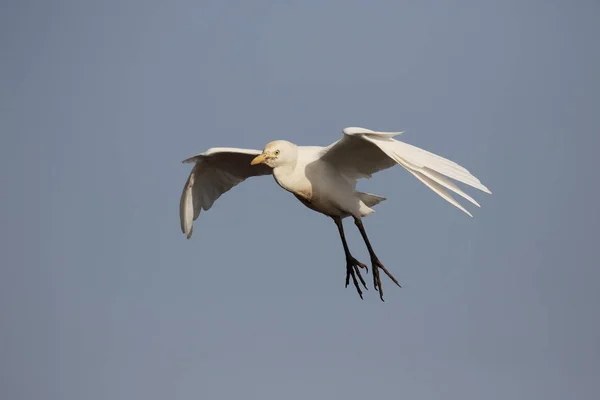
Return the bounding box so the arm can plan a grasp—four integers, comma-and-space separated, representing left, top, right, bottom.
356, 191, 386, 217
356, 191, 386, 208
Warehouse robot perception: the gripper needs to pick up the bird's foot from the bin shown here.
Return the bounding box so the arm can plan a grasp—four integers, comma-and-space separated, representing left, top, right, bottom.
345, 256, 369, 299
370, 256, 401, 302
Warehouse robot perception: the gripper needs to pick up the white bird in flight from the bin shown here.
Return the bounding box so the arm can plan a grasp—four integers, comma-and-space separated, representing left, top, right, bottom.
180, 127, 491, 301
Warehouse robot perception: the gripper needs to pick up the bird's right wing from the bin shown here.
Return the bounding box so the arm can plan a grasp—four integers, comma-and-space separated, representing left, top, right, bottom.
320, 127, 491, 217
179, 147, 272, 238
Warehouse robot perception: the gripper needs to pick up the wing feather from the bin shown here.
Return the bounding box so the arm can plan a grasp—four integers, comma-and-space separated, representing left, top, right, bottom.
405, 169, 473, 217
179, 148, 272, 238
388, 140, 491, 193
321, 127, 491, 216
180, 172, 195, 238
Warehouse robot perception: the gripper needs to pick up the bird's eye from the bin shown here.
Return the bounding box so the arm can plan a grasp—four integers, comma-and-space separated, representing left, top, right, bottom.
274, 150, 280, 156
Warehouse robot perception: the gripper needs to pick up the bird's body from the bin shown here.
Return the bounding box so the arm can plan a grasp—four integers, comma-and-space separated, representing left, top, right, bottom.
180, 127, 491, 300
270, 143, 376, 218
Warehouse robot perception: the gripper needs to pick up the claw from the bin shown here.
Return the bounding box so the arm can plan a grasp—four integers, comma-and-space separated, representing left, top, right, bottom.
370, 256, 401, 301
354, 265, 368, 290
346, 257, 367, 299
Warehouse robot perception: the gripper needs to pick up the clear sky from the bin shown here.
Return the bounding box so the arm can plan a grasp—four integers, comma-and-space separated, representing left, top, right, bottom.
1, 1, 599, 399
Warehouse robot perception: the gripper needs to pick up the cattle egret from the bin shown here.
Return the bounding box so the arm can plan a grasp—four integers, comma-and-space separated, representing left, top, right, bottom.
180, 127, 491, 300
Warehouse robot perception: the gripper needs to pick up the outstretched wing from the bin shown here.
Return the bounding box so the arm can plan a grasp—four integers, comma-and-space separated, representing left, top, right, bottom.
320, 127, 491, 217
179, 147, 272, 238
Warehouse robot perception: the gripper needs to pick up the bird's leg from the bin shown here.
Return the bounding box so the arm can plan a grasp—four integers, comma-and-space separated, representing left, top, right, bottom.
354, 218, 401, 301
333, 216, 368, 299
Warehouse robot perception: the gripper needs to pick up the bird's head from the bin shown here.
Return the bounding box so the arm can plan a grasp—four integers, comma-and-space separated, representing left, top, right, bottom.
251, 140, 297, 168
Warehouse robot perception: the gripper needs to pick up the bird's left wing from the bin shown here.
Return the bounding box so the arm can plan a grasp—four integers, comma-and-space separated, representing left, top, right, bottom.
179, 147, 272, 238
320, 127, 491, 216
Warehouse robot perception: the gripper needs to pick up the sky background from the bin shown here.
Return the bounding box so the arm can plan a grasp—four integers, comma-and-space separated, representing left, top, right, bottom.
1, 0, 599, 399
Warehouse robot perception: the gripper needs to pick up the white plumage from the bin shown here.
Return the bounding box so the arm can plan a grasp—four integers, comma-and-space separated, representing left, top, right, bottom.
179, 148, 272, 238
179, 127, 491, 300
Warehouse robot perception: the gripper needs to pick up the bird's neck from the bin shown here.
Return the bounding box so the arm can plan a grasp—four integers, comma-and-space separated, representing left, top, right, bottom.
272, 162, 298, 192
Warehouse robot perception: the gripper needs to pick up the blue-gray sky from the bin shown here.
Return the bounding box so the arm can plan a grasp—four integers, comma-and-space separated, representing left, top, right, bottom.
1, 1, 599, 399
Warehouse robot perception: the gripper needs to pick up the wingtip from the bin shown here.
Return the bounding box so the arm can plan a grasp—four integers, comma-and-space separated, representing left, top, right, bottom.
185, 226, 193, 239
343, 127, 404, 137
182, 155, 204, 164
343, 127, 372, 134
480, 185, 492, 195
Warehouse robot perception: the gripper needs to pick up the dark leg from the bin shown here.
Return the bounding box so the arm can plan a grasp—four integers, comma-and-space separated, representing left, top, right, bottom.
332, 216, 368, 299
354, 217, 401, 301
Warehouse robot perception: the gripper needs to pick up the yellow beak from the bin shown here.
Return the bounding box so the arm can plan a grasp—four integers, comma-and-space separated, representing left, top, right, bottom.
251, 153, 268, 165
